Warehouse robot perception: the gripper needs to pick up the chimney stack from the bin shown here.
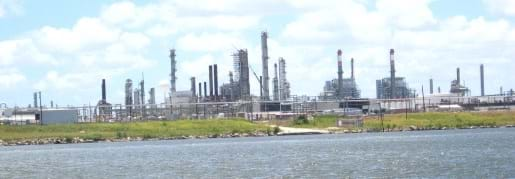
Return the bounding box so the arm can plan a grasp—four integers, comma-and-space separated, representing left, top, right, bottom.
337, 49, 343, 98
191, 77, 196, 97
209, 65, 213, 99
430, 78, 434, 94
204, 82, 207, 99
480, 64, 485, 96
390, 49, 396, 99
33, 92, 38, 108
351, 58, 355, 80
170, 49, 177, 94
214, 64, 219, 100
198, 82, 202, 98
456, 67, 461, 85
261, 31, 270, 100
101, 79, 106, 102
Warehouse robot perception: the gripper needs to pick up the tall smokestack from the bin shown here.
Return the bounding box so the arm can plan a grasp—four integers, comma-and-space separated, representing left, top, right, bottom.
101, 79, 106, 102
480, 64, 485, 96
351, 58, 355, 80
148, 88, 156, 105
209, 65, 213, 99
337, 49, 343, 98
214, 64, 219, 100
430, 78, 434, 94
140, 77, 145, 105
273, 63, 279, 101
191, 77, 196, 97
390, 49, 396, 99
261, 31, 270, 100
198, 82, 202, 98
170, 49, 177, 94
456, 67, 460, 86
204, 82, 207, 100
33, 92, 38, 108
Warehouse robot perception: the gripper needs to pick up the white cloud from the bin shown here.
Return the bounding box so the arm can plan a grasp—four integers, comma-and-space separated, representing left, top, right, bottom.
0, 0, 22, 17
2, 0, 515, 105
0, 38, 58, 66
483, 0, 515, 16
376, 0, 436, 29
0, 68, 25, 89
177, 32, 248, 52
35, 18, 120, 53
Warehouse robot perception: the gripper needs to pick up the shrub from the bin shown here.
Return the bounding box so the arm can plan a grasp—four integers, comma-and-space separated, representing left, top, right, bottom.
294, 115, 309, 125
273, 126, 281, 135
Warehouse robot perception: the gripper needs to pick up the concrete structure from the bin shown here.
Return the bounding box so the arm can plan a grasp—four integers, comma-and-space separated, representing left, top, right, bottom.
234, 49, 250, 100
450, 67, 470, 96
376, 77, 413, 99
375, 49, 413, 99
0, 109, 78, 125
42, 109, 79, 124
320, 55, 360, 99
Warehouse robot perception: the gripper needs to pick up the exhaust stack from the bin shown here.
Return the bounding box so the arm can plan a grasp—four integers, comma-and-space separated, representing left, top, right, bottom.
480, 64, 485, 96
101, 79, 106, 102
390, 49, 396, 99
337, 49, 343, 98
214, 64, 219, 100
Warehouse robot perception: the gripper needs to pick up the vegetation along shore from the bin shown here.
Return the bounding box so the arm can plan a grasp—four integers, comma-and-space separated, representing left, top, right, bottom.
1, 111, 514, 146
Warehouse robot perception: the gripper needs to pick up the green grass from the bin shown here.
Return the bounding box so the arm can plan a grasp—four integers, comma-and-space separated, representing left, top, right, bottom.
0, 119, 270, 141
289, 111, 515, 131
365, 111, 515, 131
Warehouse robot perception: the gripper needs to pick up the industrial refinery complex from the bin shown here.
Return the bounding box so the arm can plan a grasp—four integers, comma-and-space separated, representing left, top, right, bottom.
1, 31, 514, 125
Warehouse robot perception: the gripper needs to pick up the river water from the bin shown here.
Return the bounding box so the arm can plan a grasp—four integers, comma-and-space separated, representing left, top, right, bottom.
1, 128, 514, 178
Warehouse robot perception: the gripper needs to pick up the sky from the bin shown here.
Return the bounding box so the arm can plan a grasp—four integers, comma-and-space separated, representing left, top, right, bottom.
1, 0, 515, 107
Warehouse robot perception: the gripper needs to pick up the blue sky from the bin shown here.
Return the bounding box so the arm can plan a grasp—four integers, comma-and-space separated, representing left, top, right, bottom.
1, 0, 515, 107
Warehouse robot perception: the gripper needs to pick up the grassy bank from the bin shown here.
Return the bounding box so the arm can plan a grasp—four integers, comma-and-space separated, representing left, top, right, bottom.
0, 119, 270, 141
365, 111, 515, 131
290, 111, 515, 131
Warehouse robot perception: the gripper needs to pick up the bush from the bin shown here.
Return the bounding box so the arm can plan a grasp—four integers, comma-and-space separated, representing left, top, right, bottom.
273, 126, 281, 135
294, 115, 309, 125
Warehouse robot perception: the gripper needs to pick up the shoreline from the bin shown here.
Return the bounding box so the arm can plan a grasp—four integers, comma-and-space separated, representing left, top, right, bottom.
2, 125, 513, 147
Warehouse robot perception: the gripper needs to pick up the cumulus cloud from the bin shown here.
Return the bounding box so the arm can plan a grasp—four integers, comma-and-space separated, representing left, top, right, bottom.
0, 0, 22, 17
1, 0, 515, 105
483, 0, 515, 16
0, 68, 25, 89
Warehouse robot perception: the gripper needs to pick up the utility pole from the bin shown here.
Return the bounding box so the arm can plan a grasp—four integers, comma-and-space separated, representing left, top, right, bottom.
38, 91, 43, 125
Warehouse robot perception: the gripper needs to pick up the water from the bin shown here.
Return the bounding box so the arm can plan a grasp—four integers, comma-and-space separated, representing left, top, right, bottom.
1, 128, 515, 178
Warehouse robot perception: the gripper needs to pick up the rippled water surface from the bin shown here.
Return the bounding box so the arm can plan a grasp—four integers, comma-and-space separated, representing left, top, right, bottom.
1, 128, 515, 178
